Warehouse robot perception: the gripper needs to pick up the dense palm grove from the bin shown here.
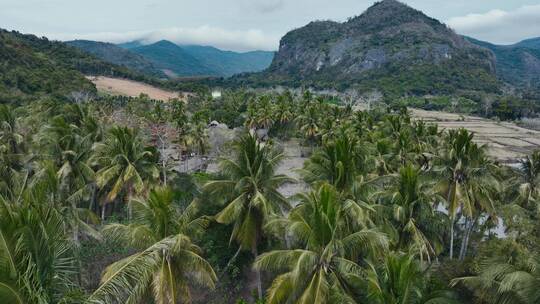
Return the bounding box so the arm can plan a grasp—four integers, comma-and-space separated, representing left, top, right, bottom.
0, 90, 539, 304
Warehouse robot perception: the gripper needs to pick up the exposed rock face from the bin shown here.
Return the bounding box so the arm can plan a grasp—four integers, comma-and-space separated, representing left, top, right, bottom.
256, 0, 498, 94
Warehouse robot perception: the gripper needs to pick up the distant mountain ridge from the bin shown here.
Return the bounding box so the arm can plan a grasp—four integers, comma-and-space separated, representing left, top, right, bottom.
237, 0, 500, 96
129, 40, 214, 77
73, 39, 274, 78
66, 40, 166, 78
466, 37, 540, 90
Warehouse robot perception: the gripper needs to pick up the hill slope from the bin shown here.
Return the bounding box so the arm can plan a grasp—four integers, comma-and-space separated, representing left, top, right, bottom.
130, 40, 214, 77
240, 0, 499, 96
466, 37, 540, 91
117, 40, 274, 77
181, 45, 274, 76
66, 40, 166, 78
0, 29, 97, 102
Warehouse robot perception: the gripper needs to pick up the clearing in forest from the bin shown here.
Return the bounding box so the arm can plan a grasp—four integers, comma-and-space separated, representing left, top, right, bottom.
88, 76, 186, 101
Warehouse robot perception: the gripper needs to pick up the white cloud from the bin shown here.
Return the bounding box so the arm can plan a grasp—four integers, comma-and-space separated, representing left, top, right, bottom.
43, 26, 281, 52
447, 4, 540, 44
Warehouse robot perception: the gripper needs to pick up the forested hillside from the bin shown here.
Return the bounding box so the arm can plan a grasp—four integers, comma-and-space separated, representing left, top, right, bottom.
66, 40, 167, 78
119, 40, 274, 77
467, 37, 540, 91
0, 29, 96, 102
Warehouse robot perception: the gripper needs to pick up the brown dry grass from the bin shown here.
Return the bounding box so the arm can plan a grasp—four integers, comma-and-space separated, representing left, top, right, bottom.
88, 76, 187, 101
410, 108, 540, 162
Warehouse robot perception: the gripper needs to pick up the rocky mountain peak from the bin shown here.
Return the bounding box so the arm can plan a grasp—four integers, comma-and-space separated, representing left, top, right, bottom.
250, 1, 499, 96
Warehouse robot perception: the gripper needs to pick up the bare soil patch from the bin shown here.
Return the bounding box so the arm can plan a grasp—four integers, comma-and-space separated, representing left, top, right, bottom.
88, 76, 188, 101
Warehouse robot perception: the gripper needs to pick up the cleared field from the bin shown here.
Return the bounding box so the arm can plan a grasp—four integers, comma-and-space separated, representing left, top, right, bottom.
410, 108, 540, 162
88, 76, 186, 101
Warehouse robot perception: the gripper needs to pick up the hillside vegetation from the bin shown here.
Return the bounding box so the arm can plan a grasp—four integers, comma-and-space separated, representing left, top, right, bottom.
238, 0, 500, 96
0, 29, 96, 102
67, 40, 167, 78
466, 37, 540, 91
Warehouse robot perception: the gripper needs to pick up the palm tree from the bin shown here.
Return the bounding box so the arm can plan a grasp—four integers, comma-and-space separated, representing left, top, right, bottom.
203, 131, 292, 299
296, 105, 320, 145
302, 133, 365, 193
366, 252, 459, 304
0, 198, 76, 304
255, 183, 388, 303
88, 186, 216, 304
379, 165, 444, 262
453, 251, 540, 304
0, 105, 25, 196
91, 126, 159, 219
434, 128, 498, 259
515, 150, 540, 207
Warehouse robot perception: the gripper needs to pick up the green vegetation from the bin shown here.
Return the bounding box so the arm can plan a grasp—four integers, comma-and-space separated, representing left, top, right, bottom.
0, 89, 539, 304
466, 36, 540, 92
66, 40, 167, 78
118, 40, 274, 77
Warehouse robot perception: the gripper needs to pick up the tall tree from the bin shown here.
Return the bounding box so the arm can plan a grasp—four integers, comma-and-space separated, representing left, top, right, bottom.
255, 183, 388, 303
91, 126, 159, 219
203, 131, 292, 299
88, 186, 216, 304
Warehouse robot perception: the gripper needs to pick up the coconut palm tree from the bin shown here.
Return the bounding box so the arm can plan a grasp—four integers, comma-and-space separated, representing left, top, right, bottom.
434, 128, 498, 259
203, 131, 292, 299
0, 198, 77, 304
0, 105, 25, 197
296, 105, 320, 145
366, 252, 459, 304
255, 183, 388, 303
453, 251, 540, 304
379, 165, 444, 262
302, 133, 365, 193
91, 126, 159, 219
515, 150, 540, 206
88, 186, 216, 304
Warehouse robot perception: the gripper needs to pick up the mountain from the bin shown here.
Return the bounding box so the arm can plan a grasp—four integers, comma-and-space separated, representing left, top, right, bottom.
0, 29, 97, 102
66, 40, 166, 78
129, 40, 215, 77
516, 37, 540, 50
117, 41, 144, 49
240, 0, 499, 96
181, 45, 274, 76
115, 40, 274, 77
466, 37, 540, 90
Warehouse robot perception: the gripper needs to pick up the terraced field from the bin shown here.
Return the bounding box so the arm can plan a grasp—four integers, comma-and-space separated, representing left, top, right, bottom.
411, 109, 540, 163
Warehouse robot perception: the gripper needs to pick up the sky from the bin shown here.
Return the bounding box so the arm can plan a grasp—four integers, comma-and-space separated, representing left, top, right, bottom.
1, 0, 540, 51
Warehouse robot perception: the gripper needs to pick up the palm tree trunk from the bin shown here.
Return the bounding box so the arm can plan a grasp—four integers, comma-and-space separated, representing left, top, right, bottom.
458, 217, 470, 260
101, 203, 106, 221
223, 246, 242, 272
73, 225, 79, 246
89, 183, 96, 212
449, 216, 455, 259
127, 185, 134, 220
253, 246, 263, 300
460, 216, 477, 260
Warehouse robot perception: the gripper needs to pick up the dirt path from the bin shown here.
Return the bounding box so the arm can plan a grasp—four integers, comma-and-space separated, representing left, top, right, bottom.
88, 76, 187, 101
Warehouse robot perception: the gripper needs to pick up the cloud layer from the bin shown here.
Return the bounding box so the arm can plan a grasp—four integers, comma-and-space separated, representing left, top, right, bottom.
447, 4, 540, 44
46, 26, 281, 52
